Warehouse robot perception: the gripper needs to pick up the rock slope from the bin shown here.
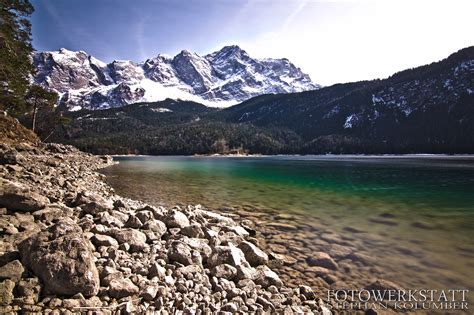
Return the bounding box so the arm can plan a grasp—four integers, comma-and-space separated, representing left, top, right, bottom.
33, 45, 320, 110
0, 142, 327, 313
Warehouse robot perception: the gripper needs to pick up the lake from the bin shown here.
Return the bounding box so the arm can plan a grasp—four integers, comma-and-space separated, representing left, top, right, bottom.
101, 155, 474, 300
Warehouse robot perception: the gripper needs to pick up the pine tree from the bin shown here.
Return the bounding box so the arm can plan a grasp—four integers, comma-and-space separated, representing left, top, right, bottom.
25, 84, 57, 132
0, 0, 35, 115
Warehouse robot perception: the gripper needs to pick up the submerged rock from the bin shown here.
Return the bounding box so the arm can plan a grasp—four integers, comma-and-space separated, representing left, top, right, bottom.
306, 252, 338, 270
18, 218, 100, 297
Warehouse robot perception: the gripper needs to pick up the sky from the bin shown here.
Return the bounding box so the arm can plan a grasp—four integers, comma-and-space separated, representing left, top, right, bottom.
31, 0, 473, 86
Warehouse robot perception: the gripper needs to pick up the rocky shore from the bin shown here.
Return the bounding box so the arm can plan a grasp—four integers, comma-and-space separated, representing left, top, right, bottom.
0, 141, 331, 314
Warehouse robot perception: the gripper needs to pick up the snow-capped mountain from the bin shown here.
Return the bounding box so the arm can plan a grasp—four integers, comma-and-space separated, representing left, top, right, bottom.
33, 45, 320, 110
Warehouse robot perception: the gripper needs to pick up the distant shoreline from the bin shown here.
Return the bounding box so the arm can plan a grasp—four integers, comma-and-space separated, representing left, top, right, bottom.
111, 153, 474, 159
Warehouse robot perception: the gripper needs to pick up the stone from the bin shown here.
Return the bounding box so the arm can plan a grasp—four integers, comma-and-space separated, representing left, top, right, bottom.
0, 279, 15, 305
62, 298, 82, 308
266, 222, 297, 231
235, 265, 255, 281
299, 285, 316, 300
109, 278, 139, 298
346, 252, 373, 265
99, 212, 124, 228
210, 264, 237, 280
268, 252, 297, 266
223, 225, 250, 238
181, 224, 204, 238
207, 245, 249, 268
16, 278, 41, 304
126, 215, 143, 229
135, 210, 153, 223
238, 241, 269, 266
143, 219, 167, 238
254, 266, 283, 288
306, 252, 338, 270
140, 285, 158, 301
164, 210, 190, 228
77, 193, 113, 214
0, 150, 26, 165
177, 264, 201, 275
366, 279, 404, 292
18, 218, 100, 297
0, 252, 20, 267
321, 244, 353, 259
32, 207, 64, 222
168, 242, 193, 265
221, 302, 238, 312
0, 181, 49, 212
148, 262, 166, 279
91, 234, 119, 248
109, 228, 147, 251
0, 260, 24, 282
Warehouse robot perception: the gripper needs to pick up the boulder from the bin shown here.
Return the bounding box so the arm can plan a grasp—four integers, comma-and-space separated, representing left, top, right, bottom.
181, 224, 204, 238
125, 215, 143, 229
140, 285, 158, 301
306, 252, 338, 270
299, 285, 316, 300
18, 218, 100, 297
210, 264, 237, 280
164, 210, 190, 228
254, 266, 283, 288
91, 234, 119, 248
135, 210, 153, 223
207, 245, 249, 268
168, 242, 193, 265
78, 193, 113, 215
32, 207, 66, 222
0, 181, 49, 212
223, 225, 250, 238
148, 262, 166, 279
0, 260, 24, 282
109, 228, 147, 251
143, 219, 167, 238
109, 278, 139, 299
238, 241, 269, 266
99, 212, 124, 228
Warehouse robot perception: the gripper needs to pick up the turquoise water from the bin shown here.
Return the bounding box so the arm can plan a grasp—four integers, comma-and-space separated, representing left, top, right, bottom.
102, 155, 474, 291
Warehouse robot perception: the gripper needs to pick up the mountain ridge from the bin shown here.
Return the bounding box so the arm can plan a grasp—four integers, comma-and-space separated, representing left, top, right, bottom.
48, 46, 474, 154
33, 45, 320, 110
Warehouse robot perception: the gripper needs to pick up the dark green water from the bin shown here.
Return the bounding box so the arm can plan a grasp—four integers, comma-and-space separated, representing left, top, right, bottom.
102, 155, 474, 291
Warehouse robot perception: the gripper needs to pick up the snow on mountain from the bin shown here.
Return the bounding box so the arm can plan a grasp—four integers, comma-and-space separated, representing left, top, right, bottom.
33, 46, 320, 110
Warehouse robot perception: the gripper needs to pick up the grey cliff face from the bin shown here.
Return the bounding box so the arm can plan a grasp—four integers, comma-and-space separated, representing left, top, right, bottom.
33, 46, 320, 110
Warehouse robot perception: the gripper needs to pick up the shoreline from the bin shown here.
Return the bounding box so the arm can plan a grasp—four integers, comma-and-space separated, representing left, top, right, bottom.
0, 142, 328, 313
112, 153, 474, 158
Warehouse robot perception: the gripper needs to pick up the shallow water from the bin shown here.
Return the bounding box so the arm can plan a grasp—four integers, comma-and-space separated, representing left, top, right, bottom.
102, 155, 474, 295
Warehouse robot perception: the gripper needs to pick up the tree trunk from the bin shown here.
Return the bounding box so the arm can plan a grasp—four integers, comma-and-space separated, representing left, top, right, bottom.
32, 104, 37, 132
32, 97, 38, 132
